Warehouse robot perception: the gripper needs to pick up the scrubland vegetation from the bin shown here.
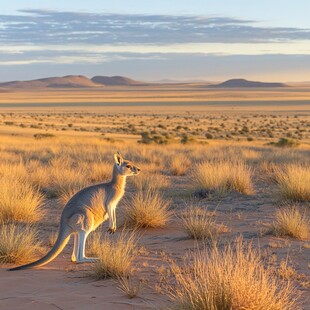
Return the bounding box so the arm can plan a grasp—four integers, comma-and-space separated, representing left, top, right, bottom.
89, 230, 138, 280
169, 238, 298, 310
0, 110, 309, 308
0, 223, 42, 264
271, 206, 309, 240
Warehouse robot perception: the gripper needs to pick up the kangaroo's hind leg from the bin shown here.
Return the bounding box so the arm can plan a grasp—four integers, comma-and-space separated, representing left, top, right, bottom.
71, 233, 78, 262
75, 230, 99, 263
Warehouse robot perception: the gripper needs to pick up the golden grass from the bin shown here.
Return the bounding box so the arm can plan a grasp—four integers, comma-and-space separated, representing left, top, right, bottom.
117, 276, 143, 299
130, 173, 170, 191
124, 189, 171, 228
89, 231, 137, 279
169, 238, 298, 310
0, 176, 44, 223
86, 230, 103, 257
48, 158, 89, 198
181, 206, 217, 240
274, 164, 310, 201
82, 161, 113, 183
0, 223, 42, 264
191, 160, 254, 196
271, 206, 309, 240
169, 153, 192, 176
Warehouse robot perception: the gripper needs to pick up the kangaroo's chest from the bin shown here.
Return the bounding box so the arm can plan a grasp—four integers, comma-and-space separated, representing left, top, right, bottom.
107, 188, 125, 207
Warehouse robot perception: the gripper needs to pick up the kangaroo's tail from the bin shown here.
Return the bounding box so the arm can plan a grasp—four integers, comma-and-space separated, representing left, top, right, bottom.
9, 224, 72, 271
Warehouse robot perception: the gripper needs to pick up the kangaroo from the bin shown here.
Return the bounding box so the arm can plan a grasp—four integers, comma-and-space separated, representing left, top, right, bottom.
9, 152, 140, 271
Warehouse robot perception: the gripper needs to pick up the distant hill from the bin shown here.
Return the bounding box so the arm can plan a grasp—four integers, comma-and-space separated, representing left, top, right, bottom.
0, 76, 290, 89
0, 75, 144, 88
0, 75, 99, 89
212, 79, 287, 88
91, 76, 143, 86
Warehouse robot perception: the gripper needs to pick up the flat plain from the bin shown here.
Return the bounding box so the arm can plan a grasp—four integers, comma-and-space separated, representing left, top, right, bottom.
0, 85, 309, 309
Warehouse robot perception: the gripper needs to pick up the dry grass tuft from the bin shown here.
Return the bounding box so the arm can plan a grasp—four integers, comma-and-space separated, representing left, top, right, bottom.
0, 177, 44, 223
117, 276, 143, 299
276, 259, 296, 280
0, 223, 42, 264
274, 164, 310, 201
169, 153, 192, 176
271, 206, 309, 240
86, 230, 104, 257
169, 238, 298, 310
181, 206, 217, 240
89, 231, 137, 279
124, 189, 171, 228
191, 160, 254, 196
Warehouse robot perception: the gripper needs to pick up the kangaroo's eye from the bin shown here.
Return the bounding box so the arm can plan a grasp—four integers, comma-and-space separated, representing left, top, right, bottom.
126, 165, 132, 169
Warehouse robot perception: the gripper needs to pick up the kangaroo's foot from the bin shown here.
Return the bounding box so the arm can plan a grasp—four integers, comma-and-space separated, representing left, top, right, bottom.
107, 227, 116, 234
75, 257, 99, 263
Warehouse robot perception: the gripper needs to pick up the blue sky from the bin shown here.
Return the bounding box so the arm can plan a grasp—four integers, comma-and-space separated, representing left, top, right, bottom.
0, 1, 309, 82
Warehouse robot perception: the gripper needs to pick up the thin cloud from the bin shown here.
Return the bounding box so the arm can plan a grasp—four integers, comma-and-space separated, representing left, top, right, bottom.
0, 9, 309, 45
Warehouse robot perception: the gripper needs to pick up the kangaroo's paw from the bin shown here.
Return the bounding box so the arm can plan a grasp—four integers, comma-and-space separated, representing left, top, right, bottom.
107, 227, 116, 234
71, 255, 77, 262
75, 257, 99, 263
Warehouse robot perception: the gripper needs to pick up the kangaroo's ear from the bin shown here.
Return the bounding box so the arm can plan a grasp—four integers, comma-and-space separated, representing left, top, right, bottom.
114, 152, 123, 165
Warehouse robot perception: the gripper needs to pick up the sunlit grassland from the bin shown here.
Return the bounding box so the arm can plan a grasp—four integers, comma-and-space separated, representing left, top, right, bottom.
0, 110, 309, 308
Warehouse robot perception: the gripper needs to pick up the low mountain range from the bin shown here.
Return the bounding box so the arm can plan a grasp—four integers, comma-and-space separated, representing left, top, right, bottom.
0, 75, 144, 89
0, 76, 288, 89
211, 78, 287, 88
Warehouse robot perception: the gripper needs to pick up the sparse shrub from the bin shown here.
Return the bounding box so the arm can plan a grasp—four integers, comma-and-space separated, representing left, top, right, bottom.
124, 189, 171, 228
180, 134, 197, 144
138, 132, 173, 144
34, 133, 55, 139
169, 238, 298, 310
181, 206, 217, 240
0, 177, 44, 223
191, 160, 254, 196
274, 164, 310, 201
0, 223, 42, 264
205, 133, 213, 139
169, 154, 192, 176
274, 138, 300, 148
138, 132, 153, 144
89, 231, 137, 279
271, 206, 309, 240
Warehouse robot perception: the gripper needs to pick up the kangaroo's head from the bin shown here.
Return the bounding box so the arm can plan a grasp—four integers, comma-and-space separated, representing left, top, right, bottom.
114, 152, 141, 176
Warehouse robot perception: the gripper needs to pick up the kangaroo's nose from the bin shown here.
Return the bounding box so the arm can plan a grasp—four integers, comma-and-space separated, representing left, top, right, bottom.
136, 167, 141, 172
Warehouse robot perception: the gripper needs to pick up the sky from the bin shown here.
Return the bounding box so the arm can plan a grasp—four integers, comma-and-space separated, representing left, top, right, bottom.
0, 1, 309, 82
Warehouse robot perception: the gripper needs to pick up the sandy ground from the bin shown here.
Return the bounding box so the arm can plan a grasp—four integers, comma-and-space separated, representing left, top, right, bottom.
0, 91, 309, 309
0, 85, 310, 105
1, 176, 309, 309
